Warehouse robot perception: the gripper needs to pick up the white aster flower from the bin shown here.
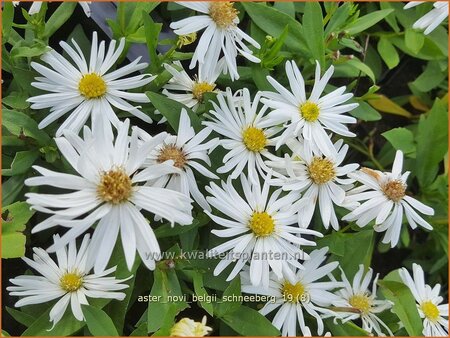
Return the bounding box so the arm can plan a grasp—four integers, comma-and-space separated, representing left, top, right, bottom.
241, 247, 342, 336
28, 31, 153, 136
12, 1, 91, 16
404, 2, 448, 35
399, 263, 449, 336
206, 173, 323, 288
203, 88, 281, 183
170, 315, 213, 337
162, 60, 223, 112
266, 138, 358, 230
7, 234, 130, 328
343, 150, 434, 247
331, 264, 393, 336
139, 108, 219, 212
25, 119, 193, 273
170, 1, 260, 81
260, 60, 358, 155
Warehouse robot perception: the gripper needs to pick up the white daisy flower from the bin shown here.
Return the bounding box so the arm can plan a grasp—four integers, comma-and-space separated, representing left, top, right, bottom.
170, 1, 260, 81
162, 60, 223, 112
330, 264, 393, 336
241, 247, 342, 336
7, 234, 130, 328
399, 263, 449, 336
260, 60, 358, 155
25, 119, 193, 273
266, 138, 359, 230
206, 173, 323, 288
28, 31, 153, 136
203, 88, 281, 183
170, 316, 213, 337
12, 1, 91, 16
404, 2, 448, 35
343, 150, 434, 247
139, 108, 219, 212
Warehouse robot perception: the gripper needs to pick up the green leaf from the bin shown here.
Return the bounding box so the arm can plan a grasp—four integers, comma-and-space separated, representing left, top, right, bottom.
377, 38, 399, 69
221, 305, 280, 336
21, 307, 86, 336
215, 277, 241, 317
6, 307, 36, 327
415, 98, 448, 186
241, 2, 309, 56
405, 29, 425, 54
382, 128, 416, 157
324, 318, 369, 336
126, 2, 160, 34
142, 12, 162, 73
346, 58, 376, 83
378, 280, 423, 336
146, 92, 201, 132
345, 9, 394, 35
82, 305, 119, 336
324, 229, 374, 278
2, 201, 35, 259
3, 150, 40, 176
2, 109, 51, 146
2, 92, 30, 110
324, 2, 352, 36
350, 101, 382, 121
412, 61, 447, 92
192, 272, 214, 316
2, 175, 25, 206
303, 2, 325, 66
102, 242, 139, 334
154, 218, 203, 238
2, 2, 14, 44
147, 268, 188, 333
43, 2, 77, 38
10, 43, 49, 59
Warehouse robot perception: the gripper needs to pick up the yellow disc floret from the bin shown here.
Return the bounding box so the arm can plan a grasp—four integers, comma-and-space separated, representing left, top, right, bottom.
60, 272, 83, 292
97, 168, 133, 204
300, 101, 320, 122
157, 144, 187, 169
308, 157, 336, 184
249, 211, 275, 237
282, 281, 306, 303
349, 294, 371, 315
78, 73, 107, 99
382, 179, 406, 202
192, 82, 216, 102
421, 301, 440, 322
209, 2, 239, 29
242, 126, 267, 152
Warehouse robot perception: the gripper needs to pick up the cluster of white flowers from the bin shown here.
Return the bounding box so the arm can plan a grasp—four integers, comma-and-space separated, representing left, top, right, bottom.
7, 1, 447, 336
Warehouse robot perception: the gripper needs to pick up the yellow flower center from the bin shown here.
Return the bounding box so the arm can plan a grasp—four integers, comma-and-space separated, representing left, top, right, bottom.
382, 179, 406, 202
242, 126, 267, 152
282, 281, 305, 303
349, 294, 371, 315
60, 272, 83, 292
209, 2, 239, 29
192, 82, 216, 102
97, 168, 133, 204
157, 144, 187, 169
78, 73, 107, 99
308, 157, 336, 184
170, 317, 211, 337
421, 301, 440, 322
248, 211, 275, 237
300, 101, 320, 122
177, 32, 197, 48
